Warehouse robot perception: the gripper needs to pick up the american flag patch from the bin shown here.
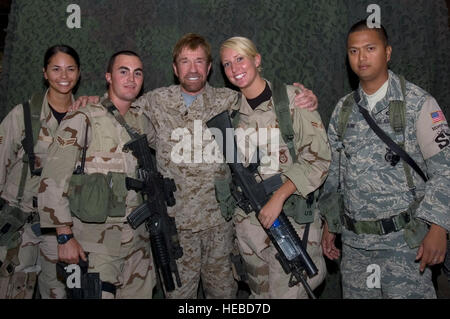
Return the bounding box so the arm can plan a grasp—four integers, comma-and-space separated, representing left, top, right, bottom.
431, 111, 445, 123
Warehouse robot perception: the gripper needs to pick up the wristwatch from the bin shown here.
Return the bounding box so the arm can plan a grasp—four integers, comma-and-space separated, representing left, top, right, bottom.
57, 233, 74, 245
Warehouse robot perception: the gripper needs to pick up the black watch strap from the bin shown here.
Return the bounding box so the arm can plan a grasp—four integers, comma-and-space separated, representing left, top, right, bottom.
57, 233, 74, 244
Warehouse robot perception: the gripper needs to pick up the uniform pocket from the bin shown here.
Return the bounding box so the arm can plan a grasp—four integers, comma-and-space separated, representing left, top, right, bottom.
214, 176, 237, 221
106, 172, 127, 218
0, 204, 28, 248
317, 191, 344, 233
68, 173, 110, 223
283, 194, 315, 225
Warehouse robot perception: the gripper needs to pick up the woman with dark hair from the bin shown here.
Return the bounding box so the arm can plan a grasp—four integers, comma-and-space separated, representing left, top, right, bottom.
0, 44, 81, 298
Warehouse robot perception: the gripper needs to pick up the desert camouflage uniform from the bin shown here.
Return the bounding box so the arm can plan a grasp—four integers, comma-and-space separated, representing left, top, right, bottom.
0, 90, 66, 299
322, 71, 450, 298
231, 81, 331, 298
134, 84, 239, 298
38, 95, 156, 299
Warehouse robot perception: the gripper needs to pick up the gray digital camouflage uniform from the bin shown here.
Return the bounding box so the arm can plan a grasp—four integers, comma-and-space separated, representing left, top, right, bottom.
321, 70, 450, 298
0, 91, 66, 299
134, 83, 239, 299
38, 95, 156, 299
231, 81, 331, 298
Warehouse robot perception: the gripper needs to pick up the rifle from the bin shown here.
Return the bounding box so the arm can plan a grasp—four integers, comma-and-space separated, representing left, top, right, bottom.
206, 111, 318, 299
123, 133, 183, 293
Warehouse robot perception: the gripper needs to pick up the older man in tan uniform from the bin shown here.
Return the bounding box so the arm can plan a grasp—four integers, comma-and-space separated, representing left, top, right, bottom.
132, 34, 239, 299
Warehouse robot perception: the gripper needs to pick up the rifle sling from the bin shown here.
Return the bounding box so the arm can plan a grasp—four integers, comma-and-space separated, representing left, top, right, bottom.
21, 101, 39, 172
17, 101, 36, 203
301, 223, 310, 250
104, 100, 140, 139
354, 91, 428, 183
74, 119, 89, 175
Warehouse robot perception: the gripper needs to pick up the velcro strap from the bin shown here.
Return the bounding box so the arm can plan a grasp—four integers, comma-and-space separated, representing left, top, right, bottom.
342, 211, 410, 235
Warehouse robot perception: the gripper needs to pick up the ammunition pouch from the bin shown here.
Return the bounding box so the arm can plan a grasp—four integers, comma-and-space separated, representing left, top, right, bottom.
403, 217, 429, 249
107, 172, 129, 217
0, 203, 29, 248
317, 191, 344, 234
68, 172, 127, 223
214, 176, 237, 221
403, 197, 429, 249
283, 191, 317, 225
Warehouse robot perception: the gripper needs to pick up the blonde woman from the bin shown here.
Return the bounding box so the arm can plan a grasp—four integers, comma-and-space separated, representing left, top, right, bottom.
220, 36, 331, 298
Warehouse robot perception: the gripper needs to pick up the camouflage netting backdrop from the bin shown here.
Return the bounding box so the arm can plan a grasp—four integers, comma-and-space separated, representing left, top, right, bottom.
0, 0, 449, 127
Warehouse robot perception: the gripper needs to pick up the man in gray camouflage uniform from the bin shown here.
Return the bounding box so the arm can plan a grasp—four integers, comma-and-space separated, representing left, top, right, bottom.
320, 20, 449, 298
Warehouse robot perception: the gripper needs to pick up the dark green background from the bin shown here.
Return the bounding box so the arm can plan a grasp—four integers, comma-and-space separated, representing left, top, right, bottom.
1, 0, 449, 128
0, 0, 449, 299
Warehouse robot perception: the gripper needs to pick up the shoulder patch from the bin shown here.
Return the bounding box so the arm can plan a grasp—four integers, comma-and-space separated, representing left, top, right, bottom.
279, 149, 289, 164
56, 135, 77, 147
431, 111, 445, 124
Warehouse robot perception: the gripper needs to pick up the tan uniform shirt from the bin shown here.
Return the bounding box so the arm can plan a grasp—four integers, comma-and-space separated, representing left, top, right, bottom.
232, 81, 331, 220
0, 90, 70, 212
38, 95, 155, 255
134, 84, 239, 232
